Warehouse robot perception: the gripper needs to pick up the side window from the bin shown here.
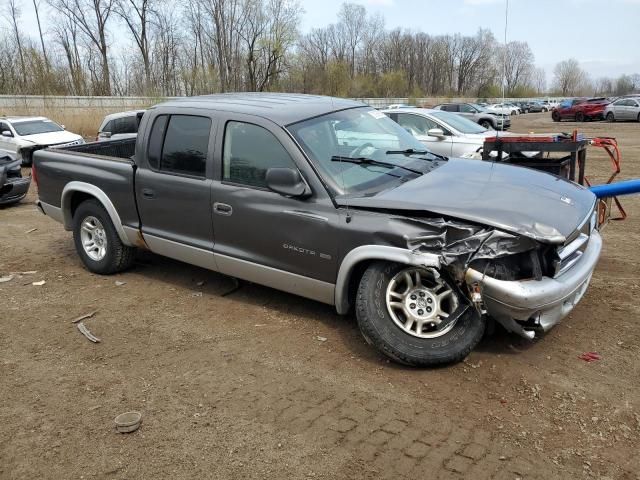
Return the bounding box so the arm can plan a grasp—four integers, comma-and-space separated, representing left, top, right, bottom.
119, 115, 138, 134
101, 120, 113, 133
459, 104, 474, 113
395, 114, 438, 135
444, 104, 459, 112
161, 115, 211, 176
147, 115, 168, 170
223, 121, 296, 189
0, 122, 11, 136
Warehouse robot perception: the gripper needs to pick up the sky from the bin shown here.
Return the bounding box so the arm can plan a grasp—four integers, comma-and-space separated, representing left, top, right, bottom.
13, 0, 640, 83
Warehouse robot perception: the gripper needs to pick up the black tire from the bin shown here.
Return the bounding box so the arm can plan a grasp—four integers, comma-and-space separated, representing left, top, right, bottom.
575, 112, 585, 122
552, 111, 560, 122
637, 113, 640, 123
511, 110, 517, 116
72, 199, 136, 274
355, 261, 485, 367
606, 112, 615, 122
480, 119, 493, 129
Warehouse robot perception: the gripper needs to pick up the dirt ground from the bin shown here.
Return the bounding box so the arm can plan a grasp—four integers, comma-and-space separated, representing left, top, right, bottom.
1, 113, 639, 480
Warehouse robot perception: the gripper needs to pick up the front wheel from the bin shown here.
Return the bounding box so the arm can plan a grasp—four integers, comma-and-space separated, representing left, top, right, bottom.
73, 199, 136, 274
480, 120, 493, 129
606, 112, 615, 122
355, 262, 485, 366
552, 111, 560, 122
575, 112, 585, 122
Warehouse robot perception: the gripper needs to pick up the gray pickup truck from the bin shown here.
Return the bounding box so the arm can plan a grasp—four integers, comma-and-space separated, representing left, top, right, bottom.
34, 93, 602, 366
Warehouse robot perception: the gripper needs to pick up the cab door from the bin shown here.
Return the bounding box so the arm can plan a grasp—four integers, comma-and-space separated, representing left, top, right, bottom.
209, 114, 339, 301
135, 110, 218, 270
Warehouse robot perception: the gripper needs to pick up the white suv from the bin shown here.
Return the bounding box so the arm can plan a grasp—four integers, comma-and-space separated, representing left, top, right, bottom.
0, 116, 84, 166
96, 110, 145, 142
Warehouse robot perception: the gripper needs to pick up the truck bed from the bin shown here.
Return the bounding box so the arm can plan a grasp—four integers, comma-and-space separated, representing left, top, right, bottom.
33, 139, 140, 232
62, 138, 136, 160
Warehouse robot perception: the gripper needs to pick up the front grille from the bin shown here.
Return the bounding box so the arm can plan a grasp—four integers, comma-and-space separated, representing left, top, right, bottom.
554, 209, 596, 277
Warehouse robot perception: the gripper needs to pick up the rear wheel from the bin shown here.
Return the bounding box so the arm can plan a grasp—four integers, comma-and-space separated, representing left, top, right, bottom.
72, 199, 136, 274
552, 111, 560, 122
355, 262, 484, 367
575, 112, 585, 122
606, 112, 615, 122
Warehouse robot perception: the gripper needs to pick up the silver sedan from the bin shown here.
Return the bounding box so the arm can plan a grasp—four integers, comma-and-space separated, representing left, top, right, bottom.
604, 97, 640, 122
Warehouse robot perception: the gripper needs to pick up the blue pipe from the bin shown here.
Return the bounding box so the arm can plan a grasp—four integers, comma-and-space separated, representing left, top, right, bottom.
589, 179, 640, 198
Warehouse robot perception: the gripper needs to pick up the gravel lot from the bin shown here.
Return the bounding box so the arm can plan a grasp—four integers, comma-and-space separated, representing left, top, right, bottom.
1, 113, 639, 479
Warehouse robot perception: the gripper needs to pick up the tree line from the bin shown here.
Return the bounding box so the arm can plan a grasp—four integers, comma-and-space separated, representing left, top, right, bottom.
1, 0, 638, 99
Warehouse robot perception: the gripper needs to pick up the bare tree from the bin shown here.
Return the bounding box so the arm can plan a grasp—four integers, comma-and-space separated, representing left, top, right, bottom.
4, 0, 27, 87
50, 0, 115, 95
32, 0, 50, 73
553, 58, 586, 96
114, 0, 160, 93
503, 41, 534, 95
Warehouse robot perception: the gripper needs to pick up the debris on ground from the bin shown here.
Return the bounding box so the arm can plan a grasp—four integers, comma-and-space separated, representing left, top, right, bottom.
0, 275, 14, 283
196, 281, 205, 286
24, 228, 37, 234
578, 352, 601, 362
32, 280, 46, 286
115, 280, 126, 286
77, 322, 101, 343
71, 311, 97, 324
316, 336, 328, 342
192, 292, 203, 297
114, 411, 142, 433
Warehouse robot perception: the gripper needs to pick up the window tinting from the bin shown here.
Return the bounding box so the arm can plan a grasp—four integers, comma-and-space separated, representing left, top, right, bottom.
147, 115, 168, 170
112, 115, 138, 134
160, 116, 211, 176
395, 113, 439, 135
459, 104, 475, 113
223, 121, 296, 188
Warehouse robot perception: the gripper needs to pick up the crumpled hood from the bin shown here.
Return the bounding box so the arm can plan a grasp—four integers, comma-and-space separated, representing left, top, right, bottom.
19, 130, 83, 146
337, 158, 596, 243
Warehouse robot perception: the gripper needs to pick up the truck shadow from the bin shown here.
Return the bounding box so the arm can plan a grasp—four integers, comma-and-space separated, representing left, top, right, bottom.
65, 245, 532, 367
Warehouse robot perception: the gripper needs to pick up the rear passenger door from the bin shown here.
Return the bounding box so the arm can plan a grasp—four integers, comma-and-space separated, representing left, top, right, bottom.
135, 110, 218, 269
210, 114, 339, 293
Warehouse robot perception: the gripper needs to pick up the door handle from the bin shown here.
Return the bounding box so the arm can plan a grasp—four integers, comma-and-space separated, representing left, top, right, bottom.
214, 202, 232, 216
141, 188, 156, 199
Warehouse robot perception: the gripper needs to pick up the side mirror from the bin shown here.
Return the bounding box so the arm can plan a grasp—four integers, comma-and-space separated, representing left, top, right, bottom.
265, 167, 311, 198
1, 130, 12, 137
427, 128, 445, 138
100, 131, 112, 138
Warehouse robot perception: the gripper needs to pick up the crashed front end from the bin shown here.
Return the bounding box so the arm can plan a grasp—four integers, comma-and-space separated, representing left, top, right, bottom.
393, 208, 601, 339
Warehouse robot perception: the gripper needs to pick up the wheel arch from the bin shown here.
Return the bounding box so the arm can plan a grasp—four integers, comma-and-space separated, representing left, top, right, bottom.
61, 181, 133, 246
335, 245, 440, 315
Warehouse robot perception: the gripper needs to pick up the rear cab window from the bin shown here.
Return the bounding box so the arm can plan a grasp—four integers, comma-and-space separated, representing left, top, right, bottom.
147, 114, 211, 177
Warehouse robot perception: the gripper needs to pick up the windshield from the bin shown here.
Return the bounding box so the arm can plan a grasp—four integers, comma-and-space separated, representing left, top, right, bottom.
430, 111, 488, 134
288, 107, 435, 195
12, 120, 64, 136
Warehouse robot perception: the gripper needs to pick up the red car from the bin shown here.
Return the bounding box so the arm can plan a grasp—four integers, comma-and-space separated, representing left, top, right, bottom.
551, 98, 610, 122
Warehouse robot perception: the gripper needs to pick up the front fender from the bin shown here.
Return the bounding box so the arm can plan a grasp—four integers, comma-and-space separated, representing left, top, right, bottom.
335, 245, 440, 314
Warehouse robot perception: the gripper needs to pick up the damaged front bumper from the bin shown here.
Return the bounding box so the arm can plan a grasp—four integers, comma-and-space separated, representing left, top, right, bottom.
465, 230, 602, 338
